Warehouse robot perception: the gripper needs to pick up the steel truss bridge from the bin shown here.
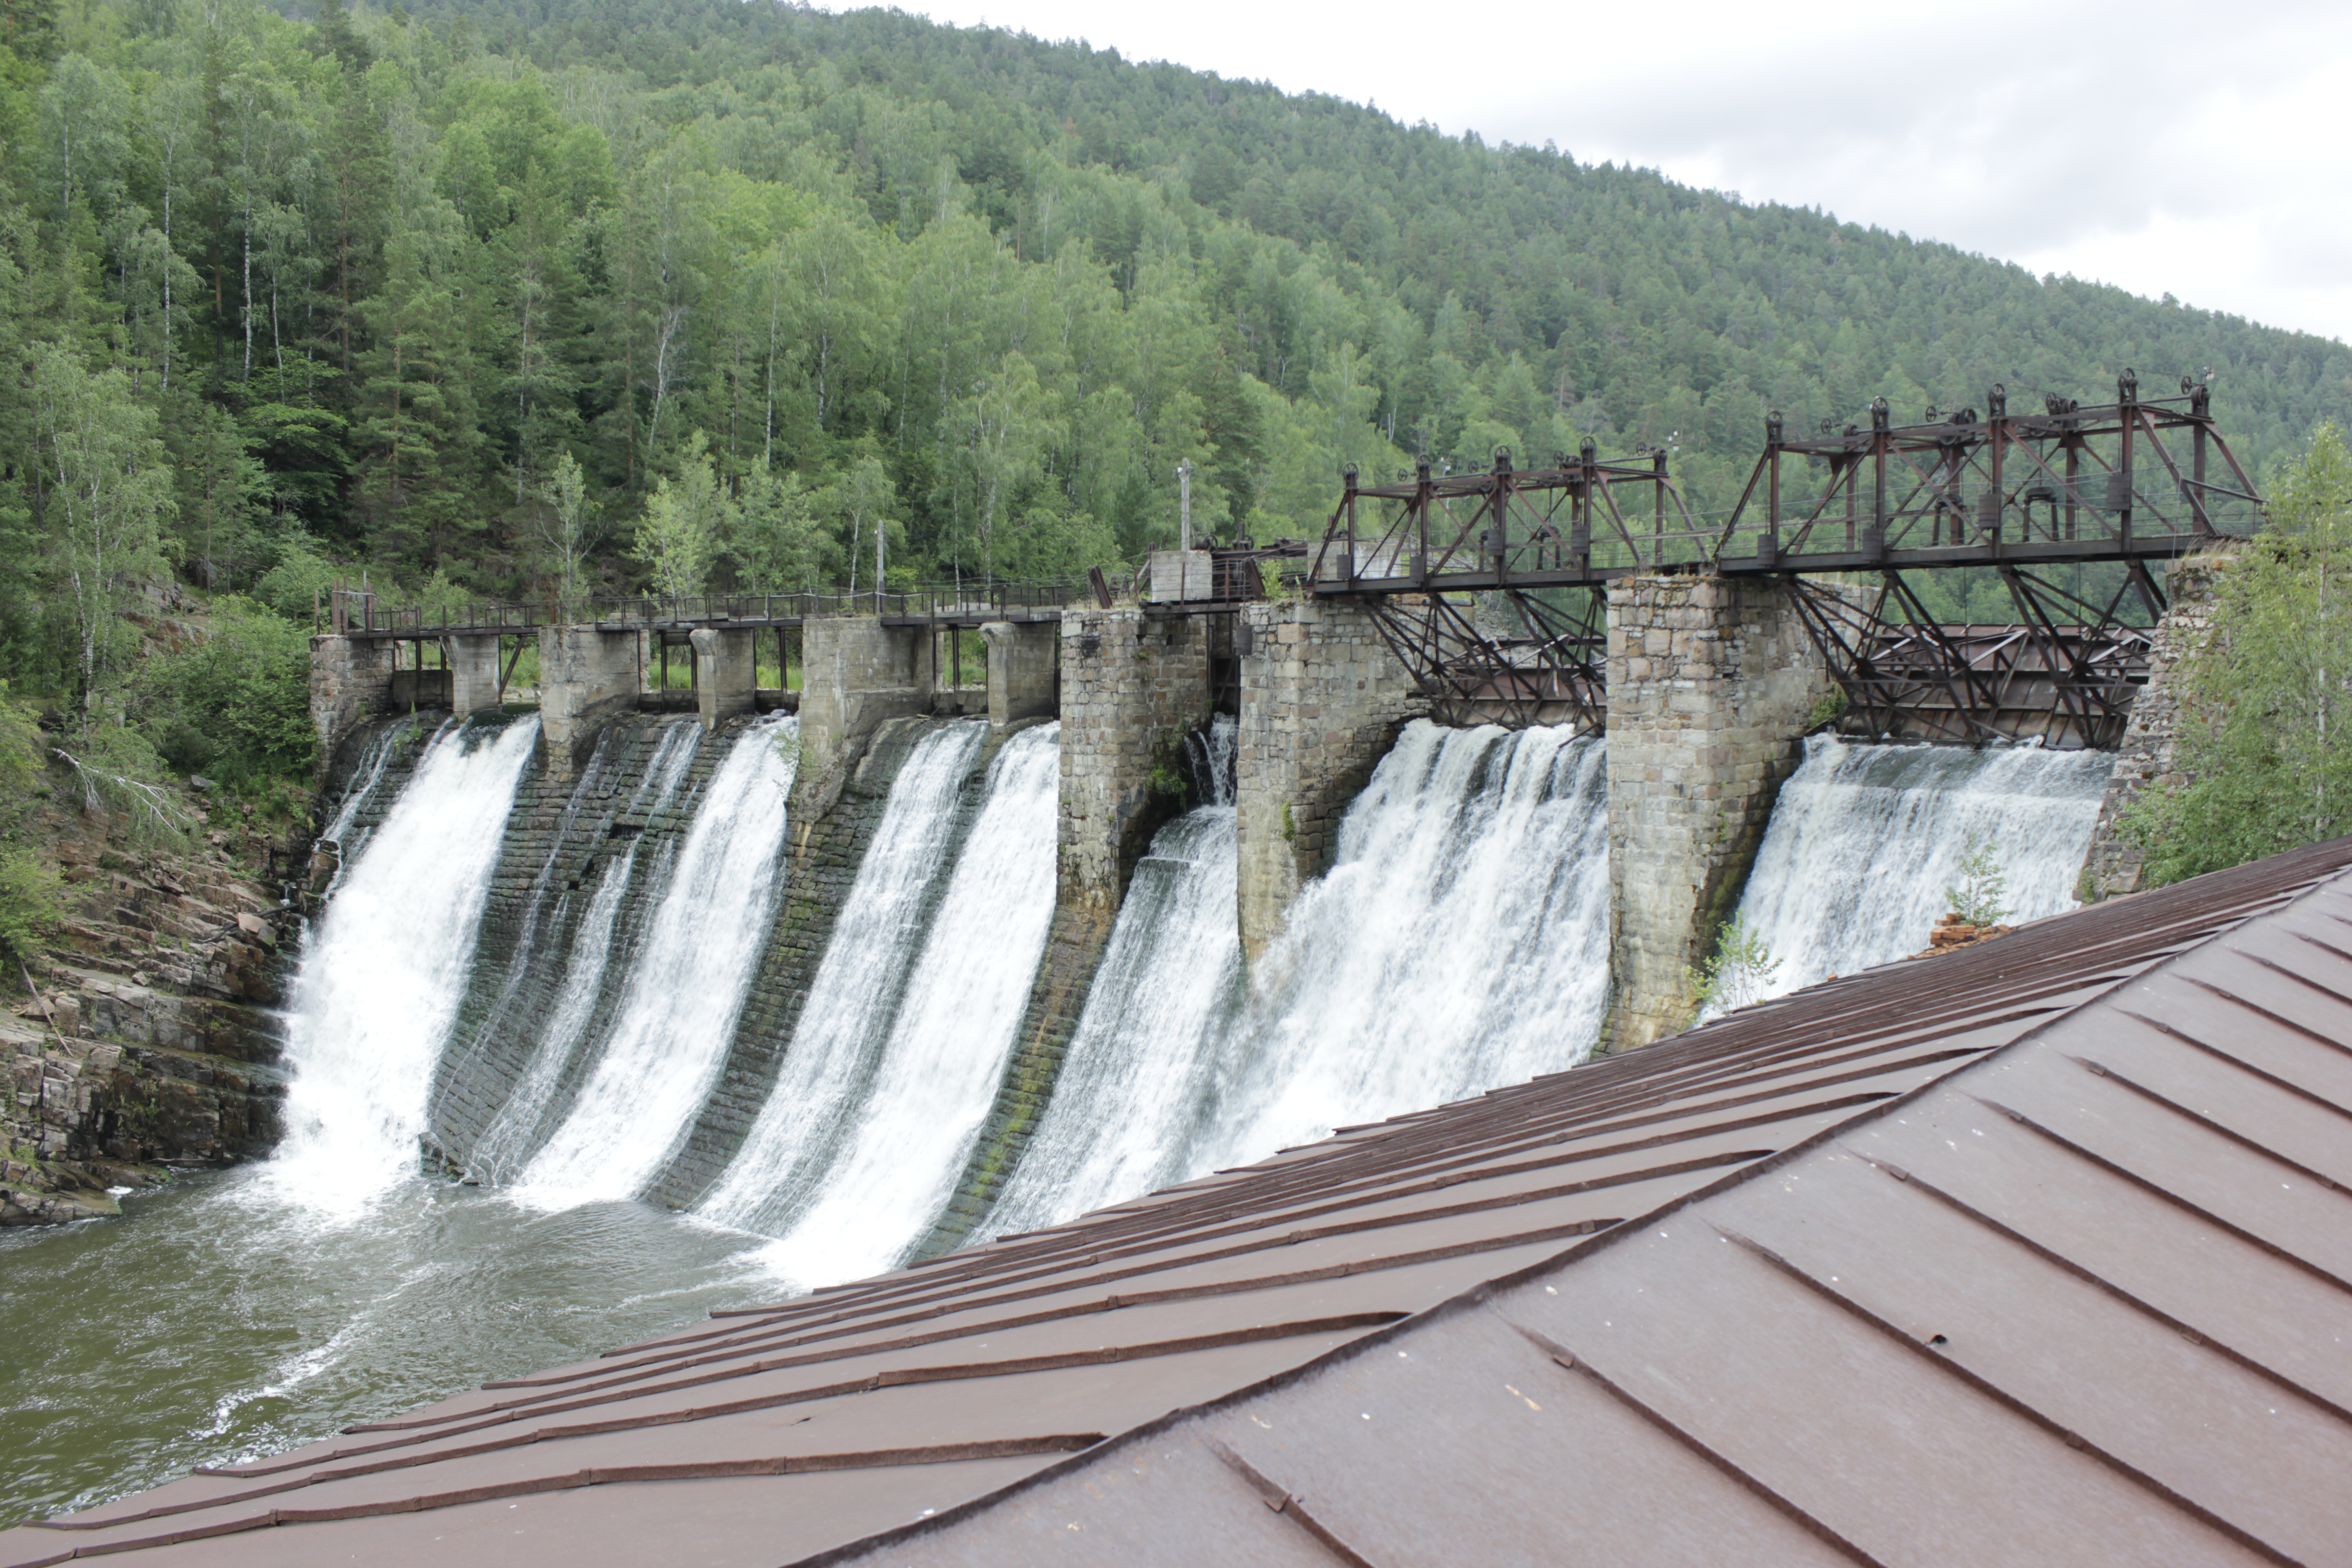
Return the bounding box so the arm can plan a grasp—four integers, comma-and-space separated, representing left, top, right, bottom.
1311, 374, 2260, 748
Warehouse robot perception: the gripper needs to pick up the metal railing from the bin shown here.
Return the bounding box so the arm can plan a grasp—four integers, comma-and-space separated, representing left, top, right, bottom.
322, 577, 1102, 639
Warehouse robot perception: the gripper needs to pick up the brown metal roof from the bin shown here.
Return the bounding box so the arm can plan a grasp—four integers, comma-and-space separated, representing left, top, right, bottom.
9, 836, 2352, 1566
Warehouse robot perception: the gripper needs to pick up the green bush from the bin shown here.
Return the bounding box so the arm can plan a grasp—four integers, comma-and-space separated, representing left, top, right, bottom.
133, 597, 316, 789
253, 537, 338, 627
0, 848, 62, 967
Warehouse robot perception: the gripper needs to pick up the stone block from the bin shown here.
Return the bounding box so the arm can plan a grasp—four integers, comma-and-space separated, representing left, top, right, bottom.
539, 625, 644, 780
1604, 575, 1840, 1053
982, 620, 1059, 732
691, 627, 758, 731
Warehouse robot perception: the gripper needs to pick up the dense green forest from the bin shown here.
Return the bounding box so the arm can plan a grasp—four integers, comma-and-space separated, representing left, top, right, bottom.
5, 0, 2352, 733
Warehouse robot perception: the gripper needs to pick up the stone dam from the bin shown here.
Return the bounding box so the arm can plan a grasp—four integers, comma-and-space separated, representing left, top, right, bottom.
281, 569, 2195, 1269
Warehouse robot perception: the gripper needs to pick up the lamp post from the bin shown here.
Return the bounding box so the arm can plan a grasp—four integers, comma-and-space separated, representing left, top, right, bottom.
1177, 458, 1194, 552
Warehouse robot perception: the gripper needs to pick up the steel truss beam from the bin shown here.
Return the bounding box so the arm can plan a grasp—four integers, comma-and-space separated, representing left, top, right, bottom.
1362, 586, 1607, 735
1318, 372, 2255, 743
1785, 570, 2156, 751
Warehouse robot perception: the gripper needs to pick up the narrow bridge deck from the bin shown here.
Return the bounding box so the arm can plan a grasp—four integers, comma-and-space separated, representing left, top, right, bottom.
324, 586, 1087, 642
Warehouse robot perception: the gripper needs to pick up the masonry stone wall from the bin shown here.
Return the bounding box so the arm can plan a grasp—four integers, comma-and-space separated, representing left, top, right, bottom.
983, 620, 1059, 732
1234, 598, 1426, 962
1605, 575, 1837, 1052
2079, 553, 2231, 901
308, 634, 398, 779
446, 633, 504, 717
691, 627, 759, 731
913, 609, 1207, 1252
539, 626, 644, 779
795, 619, 935, 816
1058, 606, 1214, 912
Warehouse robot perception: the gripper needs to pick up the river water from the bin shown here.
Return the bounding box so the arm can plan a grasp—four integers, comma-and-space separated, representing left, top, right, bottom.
0, 1172, 773, 1525
0, 708, 2106, 1528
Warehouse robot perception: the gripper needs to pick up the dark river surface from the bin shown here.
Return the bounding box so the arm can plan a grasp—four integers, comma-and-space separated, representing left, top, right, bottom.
0, 1167, 774, 1526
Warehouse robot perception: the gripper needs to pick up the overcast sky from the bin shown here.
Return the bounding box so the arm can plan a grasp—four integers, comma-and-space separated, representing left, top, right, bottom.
877, 0, 2352, 346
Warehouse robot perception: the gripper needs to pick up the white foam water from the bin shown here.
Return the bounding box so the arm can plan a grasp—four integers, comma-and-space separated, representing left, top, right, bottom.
697, 720, 987, 1232
747, 723, 1059, 1285
520, 717, 799, 1205
1725, 734, 2116, 1002
466, 721, 708, 1183
1191, 719, 1612, 1178
262, 717, 541, 1216
980, 718, 1241, 1240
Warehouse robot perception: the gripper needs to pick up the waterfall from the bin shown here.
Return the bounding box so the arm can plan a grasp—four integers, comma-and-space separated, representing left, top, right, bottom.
981, 718, 1240, 1240
746, 723, 1059, 1284
262, 717, 541, 1215
1192, 719, 1612, 1181
520, 717, 799, 1205
311, 721, 412, 900
697, 720, 987, 1231
466, 722, 706, 1182
1726, 735, 2117, 1002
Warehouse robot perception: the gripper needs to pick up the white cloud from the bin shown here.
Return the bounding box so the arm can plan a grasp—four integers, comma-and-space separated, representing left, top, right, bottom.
872, 0, 2352, 343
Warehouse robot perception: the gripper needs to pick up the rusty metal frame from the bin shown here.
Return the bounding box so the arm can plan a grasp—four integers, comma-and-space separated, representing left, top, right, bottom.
1715, 374, 2259, 572
1310, 444, 1704, 596
1359, 584, 1608, 735
1785, 568, 2156, 750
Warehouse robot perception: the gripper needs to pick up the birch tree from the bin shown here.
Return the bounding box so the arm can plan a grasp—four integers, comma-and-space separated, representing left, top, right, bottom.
29, 345, 175, 725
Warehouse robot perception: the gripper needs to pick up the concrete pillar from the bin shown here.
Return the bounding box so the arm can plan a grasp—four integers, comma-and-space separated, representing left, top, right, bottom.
445, 633, 504, 717
794, 618, 936, 813
539, 625, 643, 779
308, 634, 399, 778
1234, 598, 1426, 962
1058, 606, 1212, 914
928, 605, 1208, 1245
1604, 575, 1837, 1051
691, 627, 758, 732
982, 620, 1058, 734
2079, 552, 2231, 900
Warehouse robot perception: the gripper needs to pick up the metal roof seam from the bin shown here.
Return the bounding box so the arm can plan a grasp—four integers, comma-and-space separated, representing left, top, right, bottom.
1199, 1440, 1380, 1568
1493, 1313, 1891, 1568
1962, 1094, 2352, 1298
1709, 1227, 2303, 1567
2109, 1009, 2352, 1122
1833, 1148, 2352, 1431
2067, 1055, 2352, 1192
2229, 945, 2352, 1006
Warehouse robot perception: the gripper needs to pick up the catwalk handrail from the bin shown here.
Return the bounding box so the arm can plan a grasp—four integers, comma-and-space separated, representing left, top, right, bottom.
319, 577, 1102, 638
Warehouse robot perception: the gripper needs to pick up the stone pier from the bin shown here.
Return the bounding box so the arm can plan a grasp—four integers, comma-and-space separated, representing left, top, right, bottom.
445, 633, 505, 718
539, 626, 643, 779
1056, 607, 1214, 916
2079, 552, 2231, 900
982, 620, 1058, 735
308, 634, 400, 777
921, 607, 1209, 1252
691, 628, 758, 732
794, 619, 936, 813
1234, 598, 1426, 962
1604, 576, 1838, 1051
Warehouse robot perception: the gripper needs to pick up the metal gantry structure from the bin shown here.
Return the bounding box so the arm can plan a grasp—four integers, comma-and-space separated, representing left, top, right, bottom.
1310, 373, 2264, 747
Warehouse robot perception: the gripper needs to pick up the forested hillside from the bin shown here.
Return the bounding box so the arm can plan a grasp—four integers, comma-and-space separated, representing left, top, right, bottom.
5, 0, 2352, 711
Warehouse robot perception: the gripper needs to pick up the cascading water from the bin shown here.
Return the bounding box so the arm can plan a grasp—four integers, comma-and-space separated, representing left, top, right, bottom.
697, 720, 987, 1231
309, 720, 413, 900
520, 717, 799, 1205
466, 722, 706, 1182
1190, 719, 1612, 1181
746, 723, 1060, 1284
981, 718, 1240, 1240
1725, 734, 2117, 1001
262, 718, 541, 1214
